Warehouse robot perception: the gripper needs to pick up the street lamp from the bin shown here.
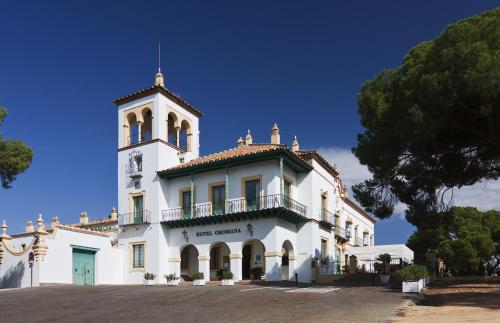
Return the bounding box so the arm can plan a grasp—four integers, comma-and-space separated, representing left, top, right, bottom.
247, 223, 253, 237
182, 230, 188, 243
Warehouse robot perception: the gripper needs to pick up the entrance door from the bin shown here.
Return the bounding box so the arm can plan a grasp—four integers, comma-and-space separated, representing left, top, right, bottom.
242, 244, 252, 279
72, 249, 96, 285
133, 195, 144, 224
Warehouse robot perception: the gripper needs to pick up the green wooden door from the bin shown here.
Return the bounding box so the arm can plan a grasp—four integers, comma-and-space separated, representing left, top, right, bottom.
133, 195, 144, 224
72, 249, 95, 286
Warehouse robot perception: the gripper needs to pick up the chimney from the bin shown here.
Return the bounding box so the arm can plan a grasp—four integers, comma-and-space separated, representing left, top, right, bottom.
25, 220, 34, 233
80, 211, 89, 225
271, 123, 280, 144
51, 216, 60, 227
37, 214, 47, 234
1, 220, 11, 239
236, 137, 244, 147
110, 207, 118, 221
292, 136, 300, 152
245, 130, 253, 145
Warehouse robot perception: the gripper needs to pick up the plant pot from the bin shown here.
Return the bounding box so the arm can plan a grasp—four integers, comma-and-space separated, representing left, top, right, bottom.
379, 274, 390, 284
144, 280, 154, 286
166, 279, 179, 286
402, 279, 424, 293
222, 279, 234, 286
193, 279, 205, 286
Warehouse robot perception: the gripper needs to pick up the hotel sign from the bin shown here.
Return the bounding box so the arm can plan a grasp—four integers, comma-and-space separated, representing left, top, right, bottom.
196, 228, 242, 237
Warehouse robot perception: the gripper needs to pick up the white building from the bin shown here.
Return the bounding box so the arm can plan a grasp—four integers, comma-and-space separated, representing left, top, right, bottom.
0, 69, 412, 288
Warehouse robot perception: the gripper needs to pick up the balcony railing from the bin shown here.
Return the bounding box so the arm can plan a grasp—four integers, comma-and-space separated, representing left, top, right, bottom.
320, 208, 335, 226
118, 210, 151, 226
354, 237, 363, 246
335, 226, 350, 241
161, 194, 307, 222
128, 132, 152, 146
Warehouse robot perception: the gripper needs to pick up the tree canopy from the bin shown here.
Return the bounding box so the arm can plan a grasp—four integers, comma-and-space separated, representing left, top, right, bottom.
407, 207, 499, 275
0, 107, 33, 188
352, 8, 500, 219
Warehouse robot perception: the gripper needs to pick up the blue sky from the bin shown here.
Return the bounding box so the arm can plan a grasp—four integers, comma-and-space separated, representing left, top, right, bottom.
0, 1, 498, 242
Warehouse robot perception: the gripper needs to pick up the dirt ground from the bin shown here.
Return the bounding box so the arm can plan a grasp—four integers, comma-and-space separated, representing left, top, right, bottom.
390, 278, 500, 323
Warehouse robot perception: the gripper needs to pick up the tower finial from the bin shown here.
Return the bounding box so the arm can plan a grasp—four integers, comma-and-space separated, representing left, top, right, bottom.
155, 42, 165, 86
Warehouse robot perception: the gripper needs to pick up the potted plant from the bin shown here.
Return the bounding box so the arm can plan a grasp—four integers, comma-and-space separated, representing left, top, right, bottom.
399, 265, 429, 293
143, 272, 156, 286
250, 266, 264, 280
221, 271, 234, 286
165, 273, 179, 286
192, 272, 205, 286
376, 253, 391, 283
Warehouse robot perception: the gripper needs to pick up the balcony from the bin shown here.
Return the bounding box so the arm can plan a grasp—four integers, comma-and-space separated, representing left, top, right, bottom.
335, 226, 350, 243
118, 210, 151, 226
354, 237, 363, 247
127, 132, 152, 146
319, 208, 335, 229
161, 194, 308, 228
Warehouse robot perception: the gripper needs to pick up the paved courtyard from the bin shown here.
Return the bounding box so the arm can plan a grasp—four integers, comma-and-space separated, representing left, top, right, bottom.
0, 283, 404, 322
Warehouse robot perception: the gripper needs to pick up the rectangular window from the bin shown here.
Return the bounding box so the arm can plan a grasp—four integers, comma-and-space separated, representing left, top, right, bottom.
133, 244, 144, 269
133, 195, 144, 224
283, 179, 291, 208
212, 185, 225, 216
135, 155, 142, 171
182, 191, 191, 218
245, 179, 260, 211
210, 247, 220, 270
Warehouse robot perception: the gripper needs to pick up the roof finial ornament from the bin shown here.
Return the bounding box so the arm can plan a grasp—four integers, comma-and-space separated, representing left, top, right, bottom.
245, 129, 253, 145
155, 42, 165, 87
292, 135, 300, 152
271, 123, 280, 145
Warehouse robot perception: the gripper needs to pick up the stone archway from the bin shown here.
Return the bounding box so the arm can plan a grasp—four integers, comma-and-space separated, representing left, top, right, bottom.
281, 240, 295, 281
242, 239, 266, 280
180, 244, 199, 279
209, 242, 231, 281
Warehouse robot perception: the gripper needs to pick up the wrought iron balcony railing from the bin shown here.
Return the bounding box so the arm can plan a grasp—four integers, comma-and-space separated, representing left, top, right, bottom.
118, 210, 151, 226
320, 208, 335, 226
335, 226, 350, 241
161, 194, 307, 222
128, 132, 152, 146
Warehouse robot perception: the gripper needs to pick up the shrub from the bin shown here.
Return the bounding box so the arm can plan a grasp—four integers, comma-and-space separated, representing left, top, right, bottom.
165, 274, 178, 281
398, 265, 429, 282
144, 272, 156, 280
191, 272, 204, 280
250, 267, 264, 279
216, 268, 228, 280
222, 271, 234, 280
376, 253, 392, 274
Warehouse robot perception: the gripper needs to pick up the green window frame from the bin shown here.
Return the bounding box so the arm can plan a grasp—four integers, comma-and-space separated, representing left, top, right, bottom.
212, 185, 225, 216
182, 191, 191, 218
133, 244, 145, 269
245, 179, 260, 211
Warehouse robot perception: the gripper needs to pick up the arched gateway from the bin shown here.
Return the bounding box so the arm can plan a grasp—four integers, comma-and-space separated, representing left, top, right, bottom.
242, 239, 266, 280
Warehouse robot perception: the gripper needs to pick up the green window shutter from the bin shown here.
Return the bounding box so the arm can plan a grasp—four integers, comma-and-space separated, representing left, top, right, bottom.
133, 244, 144, 268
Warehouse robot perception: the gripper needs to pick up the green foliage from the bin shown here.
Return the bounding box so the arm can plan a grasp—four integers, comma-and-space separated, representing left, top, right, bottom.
0, 106, 33, 188
352, 8, 500, 219
191, 272, 204, 280
398, 265, 429, 281
143, 272, 156, 280
377, 253, 391, 264
222, 271, 234, 280
408, 206, 498, 275
165, 273, 178, 281
250, 267, 264, 279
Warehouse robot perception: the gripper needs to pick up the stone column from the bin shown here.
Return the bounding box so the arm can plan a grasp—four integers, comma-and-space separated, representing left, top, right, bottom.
198, 256, 210, 282
230, 253, 243, 281
288, 256, 296, 281
264, 251, 282, 281
168, 257, 181, 279
175, 126, 181, 147
137, 121, 143, 143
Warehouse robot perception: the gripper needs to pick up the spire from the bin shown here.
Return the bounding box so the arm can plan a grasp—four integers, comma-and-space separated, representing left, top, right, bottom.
245, 129, 253, 145
236, 136, 244, 147
292, 135, 300, 152
271, 123, 280, 145
155, 42, 164, 86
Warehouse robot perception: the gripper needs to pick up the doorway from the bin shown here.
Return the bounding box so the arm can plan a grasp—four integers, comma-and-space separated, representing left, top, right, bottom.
242, 244, 252, 279
72, 248, 96, 285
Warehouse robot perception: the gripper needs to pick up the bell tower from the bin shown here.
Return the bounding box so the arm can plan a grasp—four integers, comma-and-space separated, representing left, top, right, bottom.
114, 67, 202, 283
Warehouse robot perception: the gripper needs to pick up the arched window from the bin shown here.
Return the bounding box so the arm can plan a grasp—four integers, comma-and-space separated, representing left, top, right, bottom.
180, 120, 191, 151
126, 113, 138, 145
141, 108, 152, 142
167, 112, 179, 146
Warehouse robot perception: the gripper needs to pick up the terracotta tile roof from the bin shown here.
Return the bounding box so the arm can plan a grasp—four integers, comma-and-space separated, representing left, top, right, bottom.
113, 84, 203, 117
168, 144, 287, 171
294, 150, 339, 177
